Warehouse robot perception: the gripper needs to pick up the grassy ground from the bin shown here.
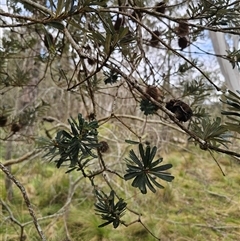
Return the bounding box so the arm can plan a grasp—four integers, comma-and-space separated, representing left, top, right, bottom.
1, 145, 240, 241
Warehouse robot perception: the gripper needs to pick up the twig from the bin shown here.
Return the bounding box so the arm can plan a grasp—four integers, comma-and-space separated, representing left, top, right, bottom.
0, 162, 46, 241
208, 150, 225, 176
3, 150, 41, 167
139, 219, 161, 241
20, 0, 53, 16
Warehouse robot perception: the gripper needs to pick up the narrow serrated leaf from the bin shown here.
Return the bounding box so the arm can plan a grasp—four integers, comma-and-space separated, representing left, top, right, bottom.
151, 163, 173, 172
144, 174, 156, 193
125, 139, 140, 145
47, 21, 64, 30
56, 0, 64, 16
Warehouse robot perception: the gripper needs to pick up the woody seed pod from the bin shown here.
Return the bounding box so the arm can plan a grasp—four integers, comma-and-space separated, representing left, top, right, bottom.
0, 115, 7, 127
11, 123, 21, 133
150, 30, 161, 47
146, 85, 163, 102
99, 141, 109, 153
176, 21, 189, 37
178, 37, 189, 50
166, 99, 192, 122
114, 17, 125, 31
155, 1, 166, 14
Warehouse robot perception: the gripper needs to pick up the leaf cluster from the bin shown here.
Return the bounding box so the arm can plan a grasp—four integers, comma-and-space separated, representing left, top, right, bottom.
42, 114, 99, 171
124, 144, 174, 194
221, 90, 240, 133
94, 190, 127, 228
191, 117, 231, 148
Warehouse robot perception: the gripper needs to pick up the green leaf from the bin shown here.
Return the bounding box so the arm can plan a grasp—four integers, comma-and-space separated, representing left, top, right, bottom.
144, 174, 156, 193
118, 27, 129, 40
151, 172, 175, 182
151, 158, 163, 168
148, 175, 164, 189
46, 21, 64, 30
128, 149, 143, 167
56, 0, 64, 16
124, 172, 139, 180
104, 33, 112, 55
125, 164, 142, 172
61, 130, 72, 139
98, 220, 113, 228
125, 139, 140, 145
149, 146, 157, 163
139, 143, 145, 163
151, 163, 173, 172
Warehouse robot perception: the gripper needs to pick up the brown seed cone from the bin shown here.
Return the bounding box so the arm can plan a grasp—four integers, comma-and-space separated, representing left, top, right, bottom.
146, 85, 163, 102
99, 141, 109, 153
155, 1, 166, 14
114, 17, 125, 31
178, 37, 189, 50
88, 113, 96, 121
0, 115, 7, 127
166, 99, 192, 122
150, 30, 161, 47
11, 123, 21, 133
176, 21, 189, 37
87, 58, 96, 65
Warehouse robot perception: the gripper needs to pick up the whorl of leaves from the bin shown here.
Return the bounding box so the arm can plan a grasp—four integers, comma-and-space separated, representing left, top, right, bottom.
124, 143, 174, 194
95, 190, 127, 228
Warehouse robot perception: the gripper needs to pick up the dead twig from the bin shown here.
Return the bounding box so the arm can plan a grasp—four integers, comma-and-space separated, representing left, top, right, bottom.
0, 162, 46, 241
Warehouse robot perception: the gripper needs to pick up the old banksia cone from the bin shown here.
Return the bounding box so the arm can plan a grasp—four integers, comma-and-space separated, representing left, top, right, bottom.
155, 1, 166, 14
99, 141, 109, 153
146, 85, 163, 102
150, 30, 161, 47
114, 16, 124, 31
176, 21, 189, 37
0, 115, 7, 127
11, 123, 21, 133
166, 99, 192, 122
178, 37, 189, 50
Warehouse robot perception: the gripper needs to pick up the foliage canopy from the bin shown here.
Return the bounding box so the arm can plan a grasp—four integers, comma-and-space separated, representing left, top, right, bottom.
1, 0, 240, 240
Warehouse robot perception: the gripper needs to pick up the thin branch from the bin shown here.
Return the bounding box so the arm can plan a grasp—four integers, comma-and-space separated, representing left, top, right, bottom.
19, 0, 54, 16
98, 114, 186, 134
106, 65, 240, 159
3, 150, 41, 167
0, 162, 46, 241
208, 150, 225, 176
99, 8, 221, 91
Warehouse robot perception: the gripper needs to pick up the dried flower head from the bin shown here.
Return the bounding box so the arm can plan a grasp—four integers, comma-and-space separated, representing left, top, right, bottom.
178, 37, 189, 50
0, 115, 7, 127
176, 21, 189, 37
150, 30, 161, 47
146, 85, 163, 102
99, 141, 109, 153
114, 17, 125, 31
166, 99, 193, 122
11, 123, 21, 133
87, 58, 96, 65
155, 2, 166, 14
88, 113, 96, 121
